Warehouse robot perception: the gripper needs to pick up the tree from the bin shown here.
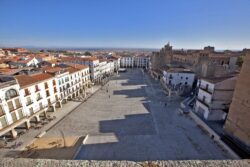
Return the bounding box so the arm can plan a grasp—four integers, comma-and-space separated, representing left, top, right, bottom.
237, 56, 244, 67
84, 51, 92, 56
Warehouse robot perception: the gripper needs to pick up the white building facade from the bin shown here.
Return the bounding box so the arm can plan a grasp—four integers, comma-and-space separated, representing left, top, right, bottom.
195, 76, 237, 121
162, 69, 195, 87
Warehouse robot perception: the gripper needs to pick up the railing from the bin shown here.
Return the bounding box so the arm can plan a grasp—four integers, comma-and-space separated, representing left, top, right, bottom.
36, 96, 43, 101
15, 104, 22, 110
11, 112, 18, 122
0, 115, 8, 129
24, 92, 31, 97
26, 101, 33, 106
196, 97, 210, 108
17, 109, 24, 119
35, 88, 41, 92
199, 86, 213, 94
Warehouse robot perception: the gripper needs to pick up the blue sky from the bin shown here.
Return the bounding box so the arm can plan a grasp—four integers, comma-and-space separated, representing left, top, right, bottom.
0, 0, 250, 49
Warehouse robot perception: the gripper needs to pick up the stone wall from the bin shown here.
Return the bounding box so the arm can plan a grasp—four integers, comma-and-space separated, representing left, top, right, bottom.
0, 158, 249, 167
224, 52, 250, 147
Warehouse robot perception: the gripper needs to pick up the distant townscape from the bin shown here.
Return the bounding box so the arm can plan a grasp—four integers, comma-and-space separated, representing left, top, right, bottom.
0, 44, 249, 159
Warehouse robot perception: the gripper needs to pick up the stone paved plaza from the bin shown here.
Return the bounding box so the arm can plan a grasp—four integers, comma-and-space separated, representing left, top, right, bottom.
44, 69, 231, 161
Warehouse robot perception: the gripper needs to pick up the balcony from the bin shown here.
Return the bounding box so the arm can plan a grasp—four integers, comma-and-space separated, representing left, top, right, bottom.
199, 86, 213, 94
0, 115, 8, 129
35, 88, 41, 93
38, 104, 48, 111
196, 97, 210, 108
44, 83, 49, 90
11, 111, 18, 122
46, 91, 50, 97
17, 109, 24, 119
15, 104, 22, 110
36, 96, 43, 101
24, 92, 31, 97
26, 101, 33, 106
48, 100, 56, 106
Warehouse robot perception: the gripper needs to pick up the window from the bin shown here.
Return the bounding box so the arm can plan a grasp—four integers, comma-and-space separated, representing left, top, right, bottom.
26, 97, 32, 105
181, 76, 183, 79
186, 77, 188, 80
185, 82, 188, 85
46, 90, 50, 97
39, 102, 43, 110
14, 98, 22, 108
35, 85, 40, 92
0, 105, 4, 116
5, 89, 18, 100
48, 99, 51, 105
29, 107, 34, 114
53, 80, 56, 86
36, 93, 42, 101
7, 101, 14, 111
24, 89, 30, 96
44, 82, 49, 89
55, 95, 59, 101
203, 96, 206, 102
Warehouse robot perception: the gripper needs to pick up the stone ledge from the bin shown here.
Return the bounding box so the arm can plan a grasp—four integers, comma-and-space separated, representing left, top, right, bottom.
0, 158, 249, 167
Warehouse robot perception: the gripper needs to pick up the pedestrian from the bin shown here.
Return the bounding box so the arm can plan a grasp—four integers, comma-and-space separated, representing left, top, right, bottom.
109, 95, 110, 98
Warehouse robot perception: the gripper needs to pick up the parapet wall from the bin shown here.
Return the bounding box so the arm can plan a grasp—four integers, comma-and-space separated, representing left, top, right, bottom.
0, 158, 249, 167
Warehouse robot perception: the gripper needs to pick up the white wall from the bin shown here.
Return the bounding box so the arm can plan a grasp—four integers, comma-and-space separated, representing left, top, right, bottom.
163, 71, 195, 87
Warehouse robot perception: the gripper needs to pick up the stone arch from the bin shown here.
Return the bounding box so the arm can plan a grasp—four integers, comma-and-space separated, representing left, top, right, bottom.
5, 89, 18, 100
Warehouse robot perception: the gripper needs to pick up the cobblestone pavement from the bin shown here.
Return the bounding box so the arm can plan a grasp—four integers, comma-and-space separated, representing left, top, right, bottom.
44, 69, 231, 161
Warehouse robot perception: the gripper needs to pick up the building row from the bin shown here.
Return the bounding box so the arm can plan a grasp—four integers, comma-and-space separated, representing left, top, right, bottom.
150, 43, 242, 78
150, 43, 250, 155
0, 53, 120, 84
0, 64, 91, 138
120, 55, 149, 68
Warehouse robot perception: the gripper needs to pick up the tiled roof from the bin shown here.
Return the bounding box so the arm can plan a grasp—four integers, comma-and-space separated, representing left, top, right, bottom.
18, 57, 34, 64
66, 67, 79, 74
66, 63, 88, 70
42, 66, 64, 73
44, 60, 59, 64
0, 68, 22, 75
61, 56, 98, 62
15, 73, 54, 88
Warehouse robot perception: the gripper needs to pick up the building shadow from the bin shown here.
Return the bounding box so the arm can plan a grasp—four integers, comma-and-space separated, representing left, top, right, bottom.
4, 136, 85, 160
99, 113, 156, 136
113, 86, 147, 98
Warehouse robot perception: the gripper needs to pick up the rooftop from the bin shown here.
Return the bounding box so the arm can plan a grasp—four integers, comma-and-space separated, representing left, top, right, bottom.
201, 75, 237, 84
15, 73, 54, 88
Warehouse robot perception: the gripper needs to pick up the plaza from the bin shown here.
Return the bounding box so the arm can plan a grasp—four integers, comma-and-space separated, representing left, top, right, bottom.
37, 69, 231, 160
